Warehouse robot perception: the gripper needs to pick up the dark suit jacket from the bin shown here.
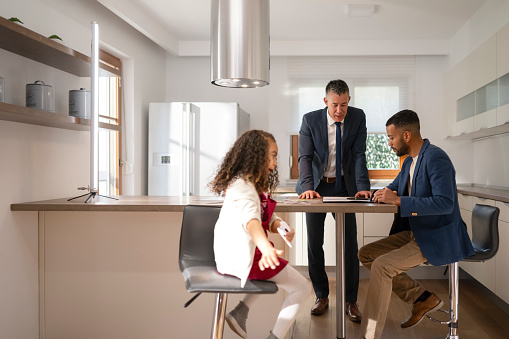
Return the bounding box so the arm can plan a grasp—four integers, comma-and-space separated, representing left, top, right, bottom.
387, 139, 474, 266
295, 106, 370, 196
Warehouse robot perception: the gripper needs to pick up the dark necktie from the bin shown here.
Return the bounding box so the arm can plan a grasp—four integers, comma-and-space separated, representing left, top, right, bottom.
335, 122, 342, 190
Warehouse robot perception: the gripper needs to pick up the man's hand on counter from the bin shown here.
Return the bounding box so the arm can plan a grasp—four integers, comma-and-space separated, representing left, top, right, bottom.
298, 190, 321, 199
355, 190, 372, 199
372, 187, 401, 206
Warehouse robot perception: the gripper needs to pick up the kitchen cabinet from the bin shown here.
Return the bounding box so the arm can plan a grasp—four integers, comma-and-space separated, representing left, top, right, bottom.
444, 22, 509, 140
496, 219, 509, 304
0, 16, 120, 131
458, 194, 473, 274
449, 58, 475, 136
472, 36, 497, 89
289, 211, 394, 266
458, 189, 509, 307
495, 201, 509, 304
289, 212, 360, 266
497, 22, 509, 78
459, 205, 474, 274
498, 72, 509, 126
473, 110, 497, 132
498, 104, 509, 126
443, 66, 457, 137
363, 212, 393, 245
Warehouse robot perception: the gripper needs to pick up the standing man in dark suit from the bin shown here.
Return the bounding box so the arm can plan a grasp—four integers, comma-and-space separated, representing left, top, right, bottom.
295, 79, 371, 322
359, 110, 474, 339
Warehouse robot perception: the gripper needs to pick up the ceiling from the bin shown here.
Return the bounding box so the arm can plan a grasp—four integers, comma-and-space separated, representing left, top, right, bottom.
97, 0, 487, 56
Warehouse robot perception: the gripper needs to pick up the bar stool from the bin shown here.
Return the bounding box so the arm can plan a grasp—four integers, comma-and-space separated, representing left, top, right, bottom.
428, 204, 500, 339
179, 205, 278, 339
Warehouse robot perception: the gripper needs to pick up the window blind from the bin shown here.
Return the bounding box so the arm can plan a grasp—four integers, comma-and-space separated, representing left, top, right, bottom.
288, 56, 415, 133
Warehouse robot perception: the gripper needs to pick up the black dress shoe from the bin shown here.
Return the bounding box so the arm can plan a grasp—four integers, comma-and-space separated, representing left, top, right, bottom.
346, 302, 362, 323
311, 297, 329, 316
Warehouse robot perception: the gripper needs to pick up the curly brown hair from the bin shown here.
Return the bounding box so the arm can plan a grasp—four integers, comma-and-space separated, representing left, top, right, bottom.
208, 130, 279, 196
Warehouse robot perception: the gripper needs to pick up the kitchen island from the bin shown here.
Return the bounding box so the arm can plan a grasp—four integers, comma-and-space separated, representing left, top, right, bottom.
11, 196, 397, 339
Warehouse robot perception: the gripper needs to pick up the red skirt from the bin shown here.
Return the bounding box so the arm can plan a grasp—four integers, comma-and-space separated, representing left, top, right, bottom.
248, 241, 288, 280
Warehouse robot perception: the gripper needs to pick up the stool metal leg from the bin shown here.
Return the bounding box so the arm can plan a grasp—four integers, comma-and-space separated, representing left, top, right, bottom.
448, 262, 459, 339
211, 292, 228, 339
427, 262, 460, 338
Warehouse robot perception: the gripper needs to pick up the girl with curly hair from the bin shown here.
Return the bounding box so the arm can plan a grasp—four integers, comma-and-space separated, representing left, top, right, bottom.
209, 130, 311, 339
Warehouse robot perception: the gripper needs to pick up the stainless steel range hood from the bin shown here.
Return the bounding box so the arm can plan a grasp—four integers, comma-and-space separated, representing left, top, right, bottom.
210, 0, 270, 88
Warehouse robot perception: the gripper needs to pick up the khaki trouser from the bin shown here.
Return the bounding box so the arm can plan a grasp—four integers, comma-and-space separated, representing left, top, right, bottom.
359, 231, 428, 339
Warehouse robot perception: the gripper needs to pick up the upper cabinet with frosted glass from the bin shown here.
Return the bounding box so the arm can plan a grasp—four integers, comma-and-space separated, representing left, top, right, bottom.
445, 22, 509, 140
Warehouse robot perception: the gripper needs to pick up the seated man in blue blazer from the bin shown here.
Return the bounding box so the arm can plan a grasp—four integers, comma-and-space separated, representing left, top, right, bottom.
359, 110, 474, 339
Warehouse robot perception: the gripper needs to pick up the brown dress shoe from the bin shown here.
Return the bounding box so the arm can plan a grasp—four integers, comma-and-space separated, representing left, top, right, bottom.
401, 292, 444, 328
346, 302, 362, 323
311, 297, 329, 316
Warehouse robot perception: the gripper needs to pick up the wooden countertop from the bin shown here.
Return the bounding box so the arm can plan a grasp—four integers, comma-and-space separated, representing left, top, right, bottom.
10, 195, 398, 214
457, 185, 509, 204
15, 185, 508, 213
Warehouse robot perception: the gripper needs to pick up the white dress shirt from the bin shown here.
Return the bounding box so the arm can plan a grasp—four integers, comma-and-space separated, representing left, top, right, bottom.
408, 155, 418, 196
324, 111, 344, 178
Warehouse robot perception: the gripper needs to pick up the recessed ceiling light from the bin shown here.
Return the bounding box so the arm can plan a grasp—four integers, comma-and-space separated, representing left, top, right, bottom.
345, 4, 376, 17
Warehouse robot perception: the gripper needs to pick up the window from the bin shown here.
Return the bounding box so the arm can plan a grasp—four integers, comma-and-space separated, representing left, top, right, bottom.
288, 56, 415, 179
98, 50, 121, 195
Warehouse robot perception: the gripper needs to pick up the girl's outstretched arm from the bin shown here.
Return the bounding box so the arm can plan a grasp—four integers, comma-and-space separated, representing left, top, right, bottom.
246, 219, 283, 271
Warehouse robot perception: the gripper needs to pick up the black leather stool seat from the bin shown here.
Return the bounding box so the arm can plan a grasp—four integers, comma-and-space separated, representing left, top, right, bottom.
462, 204, 500, 262
178, 205, 278, 339
182, 265, 278, 294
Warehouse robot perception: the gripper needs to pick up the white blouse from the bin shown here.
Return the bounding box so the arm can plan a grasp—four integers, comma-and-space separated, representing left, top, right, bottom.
213, 178, 281, 287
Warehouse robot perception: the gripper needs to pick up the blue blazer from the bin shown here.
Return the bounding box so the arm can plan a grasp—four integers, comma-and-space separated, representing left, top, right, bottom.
387, 139, 474, 266
295, 106, 370, 196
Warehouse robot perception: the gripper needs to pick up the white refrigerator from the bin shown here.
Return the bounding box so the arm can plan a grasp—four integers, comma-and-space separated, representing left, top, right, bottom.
148, 102, 250, 196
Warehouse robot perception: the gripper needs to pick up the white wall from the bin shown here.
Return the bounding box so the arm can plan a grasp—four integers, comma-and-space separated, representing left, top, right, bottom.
166, 54, 465, 186
166, 56, 299, 184
0, 0, 167, 337
448, 0, 509, 69
37, 0, 168, 195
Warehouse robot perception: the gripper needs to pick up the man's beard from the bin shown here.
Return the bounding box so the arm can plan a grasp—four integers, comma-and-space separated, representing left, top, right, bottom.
394, 143, 409, 157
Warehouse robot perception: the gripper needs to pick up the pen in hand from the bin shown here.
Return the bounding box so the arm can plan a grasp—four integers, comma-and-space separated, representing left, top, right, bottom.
370, 189, 378, 202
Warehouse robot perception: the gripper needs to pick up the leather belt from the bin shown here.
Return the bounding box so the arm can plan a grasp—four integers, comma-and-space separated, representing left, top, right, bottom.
321, 176, 336, 183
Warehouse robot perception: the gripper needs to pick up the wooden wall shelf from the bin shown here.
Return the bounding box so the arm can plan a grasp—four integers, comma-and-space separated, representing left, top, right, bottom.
0, 102, 120, 132
0, 16, 121, 132
0, 16, 120, 77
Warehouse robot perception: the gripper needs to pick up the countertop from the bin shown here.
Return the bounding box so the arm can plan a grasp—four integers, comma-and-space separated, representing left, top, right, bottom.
11, 185, 508, 213
10, 195, 398, 214
457, 184, 509, 204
